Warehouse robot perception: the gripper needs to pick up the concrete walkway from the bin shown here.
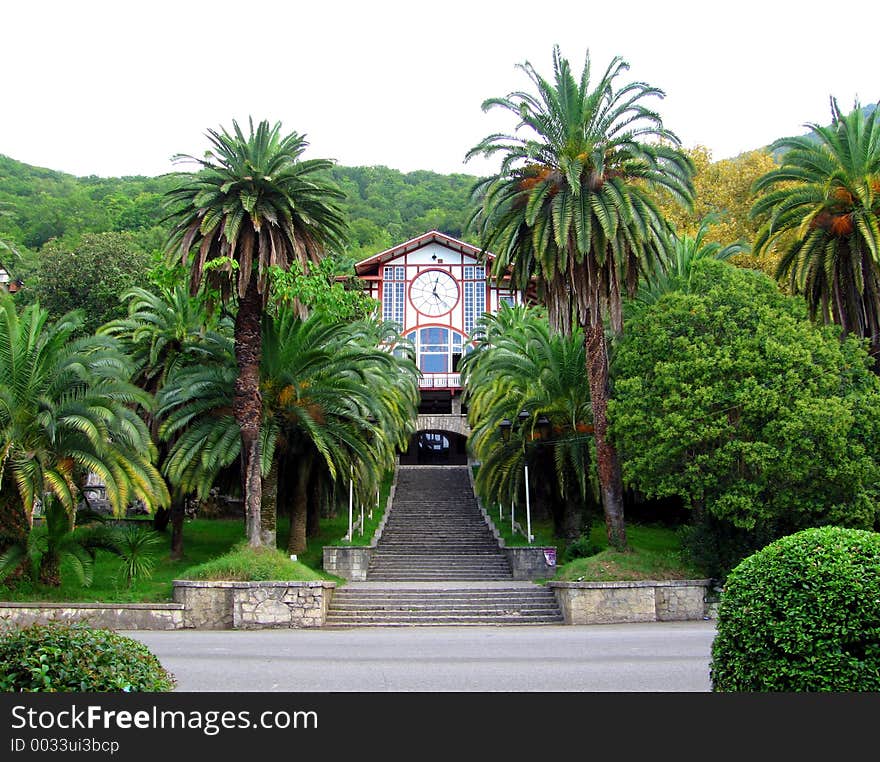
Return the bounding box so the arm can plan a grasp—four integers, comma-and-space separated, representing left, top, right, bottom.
131, 620, 716, 692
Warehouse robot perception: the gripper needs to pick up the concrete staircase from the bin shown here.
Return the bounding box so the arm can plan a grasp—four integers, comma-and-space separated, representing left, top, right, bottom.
324, 465, 563, 627
367, 466, 512, 581
325, 585, 563, 627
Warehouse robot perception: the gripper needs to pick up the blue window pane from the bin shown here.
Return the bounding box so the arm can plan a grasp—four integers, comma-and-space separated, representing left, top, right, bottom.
420, 354, 448, 373
420, 327, 448, 345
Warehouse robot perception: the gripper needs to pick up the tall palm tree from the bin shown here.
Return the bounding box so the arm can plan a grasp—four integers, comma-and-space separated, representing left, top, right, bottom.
751, 99, 880, 367
462, 304, 598, 540
164, 118, 348, 547
0, 296, 168, 552
467, 47, 693, 548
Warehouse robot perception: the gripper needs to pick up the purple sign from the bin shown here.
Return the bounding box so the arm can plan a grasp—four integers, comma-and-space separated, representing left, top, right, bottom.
543, 548, 557, 566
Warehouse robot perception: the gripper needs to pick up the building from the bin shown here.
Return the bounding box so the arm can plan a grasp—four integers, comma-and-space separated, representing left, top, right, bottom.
354, 231, 519, 463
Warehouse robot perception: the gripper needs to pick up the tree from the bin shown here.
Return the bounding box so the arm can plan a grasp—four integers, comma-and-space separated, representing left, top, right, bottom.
0, 295, 169, 555
32, 232, 152, 333
653, 146, 775, 270
164, 119, 348, 548
609, 259, 880, 576
752, 99, 880, 368
467, 46, 693, 548
461, 304, 599, 540
100, 284, 230, 558
629, 216, 746, 313
157, 309, 418, 552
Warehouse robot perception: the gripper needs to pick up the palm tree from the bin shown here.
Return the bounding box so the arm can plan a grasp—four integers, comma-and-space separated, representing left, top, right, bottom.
462, 304, 598, 540
0, 296, 169, 554
157, 309, 417, 552
100, 285, 231, 557
751, 99, 880, 367
164, 118, 348, 547
467, 47, 693, 548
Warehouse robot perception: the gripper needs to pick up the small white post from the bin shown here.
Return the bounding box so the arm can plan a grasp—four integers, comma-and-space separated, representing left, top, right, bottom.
360, 498, 364, 537
347, 469, 354, 541
524, 462, 532, 544
511, 499, 515, 535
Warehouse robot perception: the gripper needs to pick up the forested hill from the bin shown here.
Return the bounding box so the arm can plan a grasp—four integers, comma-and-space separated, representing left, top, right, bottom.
0, 153, 479, 259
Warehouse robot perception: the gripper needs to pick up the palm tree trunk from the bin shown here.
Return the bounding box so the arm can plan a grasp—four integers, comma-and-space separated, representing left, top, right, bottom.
261, 455, 279, 548
307, 467, 322, 538
287, 452, 312, 555
0, 492, 29, 552
234, 273, 264, 548
38, 553, 62, 587
169, 495, 185, 561
584, 320, 628, 550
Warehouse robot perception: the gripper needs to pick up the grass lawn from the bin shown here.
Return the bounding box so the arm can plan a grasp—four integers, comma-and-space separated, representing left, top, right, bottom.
553, 523, 704, 582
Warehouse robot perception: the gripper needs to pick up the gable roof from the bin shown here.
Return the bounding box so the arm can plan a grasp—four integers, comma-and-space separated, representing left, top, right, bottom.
354, 231, 494, 276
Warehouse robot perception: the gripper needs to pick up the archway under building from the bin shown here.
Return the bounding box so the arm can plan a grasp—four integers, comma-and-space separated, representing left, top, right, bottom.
399, 429, 468, 465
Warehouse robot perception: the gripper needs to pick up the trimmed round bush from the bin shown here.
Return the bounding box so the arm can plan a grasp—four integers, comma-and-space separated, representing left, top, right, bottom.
0, 622, 175, 692
711, 526, 880, 691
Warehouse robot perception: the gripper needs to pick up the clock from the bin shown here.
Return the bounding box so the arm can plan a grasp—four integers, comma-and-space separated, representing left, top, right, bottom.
409, 270, 459, 316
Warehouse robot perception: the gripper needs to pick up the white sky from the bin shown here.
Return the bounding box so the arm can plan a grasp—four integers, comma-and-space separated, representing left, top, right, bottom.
2, 0, 878, 179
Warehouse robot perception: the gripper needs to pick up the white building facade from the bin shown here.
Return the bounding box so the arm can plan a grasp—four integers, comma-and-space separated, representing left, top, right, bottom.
355, 230, 519, 401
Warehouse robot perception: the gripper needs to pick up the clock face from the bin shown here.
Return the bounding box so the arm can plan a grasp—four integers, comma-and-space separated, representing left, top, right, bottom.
409, 270, 459, 316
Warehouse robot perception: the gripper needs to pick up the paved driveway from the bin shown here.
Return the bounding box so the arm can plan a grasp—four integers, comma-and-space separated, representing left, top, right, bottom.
131, 620, 716, 692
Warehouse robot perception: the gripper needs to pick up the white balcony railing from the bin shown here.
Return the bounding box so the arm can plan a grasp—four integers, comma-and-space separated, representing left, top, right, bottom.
418, 374, 462, 389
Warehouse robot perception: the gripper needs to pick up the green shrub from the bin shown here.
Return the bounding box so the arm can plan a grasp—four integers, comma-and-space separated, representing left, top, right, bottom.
0, 622, 175, 692
710, 526, 880, 691
181, 543, 324, 582
561, 534, 601, 564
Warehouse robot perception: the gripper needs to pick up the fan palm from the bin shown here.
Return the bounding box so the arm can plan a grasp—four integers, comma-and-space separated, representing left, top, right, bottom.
467, 47, 693, 548
751, 99, 880, 367
462, 304, 597, 539
0, 296, 168, 554
164, 118, 348, 547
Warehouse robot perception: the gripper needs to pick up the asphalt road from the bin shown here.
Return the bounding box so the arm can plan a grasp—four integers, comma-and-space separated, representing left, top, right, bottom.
131, 620, 716, 692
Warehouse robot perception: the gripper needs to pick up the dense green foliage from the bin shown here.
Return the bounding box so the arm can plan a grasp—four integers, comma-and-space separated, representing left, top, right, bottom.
611, 259, 880, 575
462, 304, 598, 540
710, 527, 880, 691
0, 294, 168, 551
0, 622, 175, 692
24, 233, 153, 334
0, 152, 476, 277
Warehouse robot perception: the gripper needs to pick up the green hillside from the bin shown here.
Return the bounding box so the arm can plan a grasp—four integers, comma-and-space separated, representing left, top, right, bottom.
0, 154, 478, 261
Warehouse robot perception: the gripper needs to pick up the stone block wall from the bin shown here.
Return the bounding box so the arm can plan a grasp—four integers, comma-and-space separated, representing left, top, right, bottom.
548, 580, 713, 624
172, 580, 335, 629
0, 602, 185, 631
504, 547, 558, 581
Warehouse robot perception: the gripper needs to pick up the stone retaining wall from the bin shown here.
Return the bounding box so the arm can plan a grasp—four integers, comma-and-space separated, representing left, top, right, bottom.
0, 602, 185, 631
172, 580, 336, 629
548, 580, 714, 624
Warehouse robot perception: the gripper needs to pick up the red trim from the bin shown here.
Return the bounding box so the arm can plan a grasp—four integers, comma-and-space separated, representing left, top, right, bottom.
355, 230, 495, 275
